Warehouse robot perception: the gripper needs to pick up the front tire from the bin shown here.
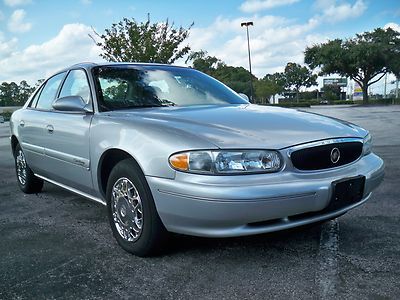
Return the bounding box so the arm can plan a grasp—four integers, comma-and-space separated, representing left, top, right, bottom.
106, 159, 168, 256
14, 144, 44, 194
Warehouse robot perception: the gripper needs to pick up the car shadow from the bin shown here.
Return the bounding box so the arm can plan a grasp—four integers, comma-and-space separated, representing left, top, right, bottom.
41, 183, 323, 257
163, 222, 322, 256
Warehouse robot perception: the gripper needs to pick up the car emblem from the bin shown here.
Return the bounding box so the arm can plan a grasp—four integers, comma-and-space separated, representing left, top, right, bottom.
330, 147, 340, 164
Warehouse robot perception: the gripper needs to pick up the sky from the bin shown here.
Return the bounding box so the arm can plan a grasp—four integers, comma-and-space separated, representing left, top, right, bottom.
0, 0, 399, 93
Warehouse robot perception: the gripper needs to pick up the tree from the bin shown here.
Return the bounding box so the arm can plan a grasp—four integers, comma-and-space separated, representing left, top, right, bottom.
91, 15, 193, 63
35, 79, 45, 88
0, 81, 36, 106
186, 51, 256, 96
305, 27, 400, 103
283, 62, 317, 103
255, 73, 285, 104
0, 82, 19, 106
213, 65, 256, 96
17, 80, 35, 105
185, 50, 222, 73
321, 84, 341, 101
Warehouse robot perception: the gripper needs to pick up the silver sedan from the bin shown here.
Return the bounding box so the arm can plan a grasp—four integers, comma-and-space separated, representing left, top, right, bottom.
10, 63, 384, 256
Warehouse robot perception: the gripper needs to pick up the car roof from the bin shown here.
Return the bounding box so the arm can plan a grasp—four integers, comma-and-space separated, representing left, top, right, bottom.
57, 62, 189, 74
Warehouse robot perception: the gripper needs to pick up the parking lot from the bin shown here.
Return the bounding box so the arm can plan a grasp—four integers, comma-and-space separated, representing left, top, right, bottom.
0, 105, 399, 299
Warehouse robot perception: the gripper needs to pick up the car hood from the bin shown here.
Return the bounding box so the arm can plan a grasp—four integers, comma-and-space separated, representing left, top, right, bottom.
107, 104, 367, 149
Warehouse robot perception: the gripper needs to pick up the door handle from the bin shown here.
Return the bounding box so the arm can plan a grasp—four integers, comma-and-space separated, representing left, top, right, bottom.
19, 120, 25, 127
46, 125, 54, 134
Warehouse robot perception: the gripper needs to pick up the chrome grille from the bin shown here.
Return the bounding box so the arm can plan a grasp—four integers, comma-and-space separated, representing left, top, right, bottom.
290, 140, 363, 171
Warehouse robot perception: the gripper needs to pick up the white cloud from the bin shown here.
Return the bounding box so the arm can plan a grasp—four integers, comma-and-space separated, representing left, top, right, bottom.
80, 0, 92, 5
0, 31, 18, 58
186, 15, 325, 77
384, 22, 400, 32
314, 0, 335, 10
315, 0, 367, 24
0, 23, 102, 83
3, 0, 31, 7
8, 9, 32, 33
0, 10, 4, 21
188, 15, 290, 50
240, 0, 299, 13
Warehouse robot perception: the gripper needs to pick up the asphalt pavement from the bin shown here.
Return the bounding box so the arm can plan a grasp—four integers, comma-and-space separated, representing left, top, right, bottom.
0, 105, 399, 299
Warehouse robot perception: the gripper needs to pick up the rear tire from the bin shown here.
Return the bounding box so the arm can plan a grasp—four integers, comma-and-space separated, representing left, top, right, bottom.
106, 158, 169, 256
14, 144, 44, 194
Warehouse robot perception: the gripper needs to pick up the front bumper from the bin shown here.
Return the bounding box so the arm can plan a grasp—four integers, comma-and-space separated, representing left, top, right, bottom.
147, 153, 384, 237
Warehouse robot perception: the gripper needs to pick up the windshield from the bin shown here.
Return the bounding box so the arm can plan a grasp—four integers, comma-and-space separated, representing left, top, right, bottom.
92, 65, 248, 111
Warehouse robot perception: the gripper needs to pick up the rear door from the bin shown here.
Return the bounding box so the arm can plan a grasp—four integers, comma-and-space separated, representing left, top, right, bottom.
18, 72, 66, 175
42, 69, 94, 194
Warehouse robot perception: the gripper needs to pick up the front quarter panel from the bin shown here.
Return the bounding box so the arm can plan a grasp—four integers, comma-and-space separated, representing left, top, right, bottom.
10, 109, 18, 140
10, 109, 22, 152
90, 113, 219, 191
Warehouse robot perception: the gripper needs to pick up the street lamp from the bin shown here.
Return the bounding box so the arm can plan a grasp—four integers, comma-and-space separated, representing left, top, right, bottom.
241, 21, 254, 102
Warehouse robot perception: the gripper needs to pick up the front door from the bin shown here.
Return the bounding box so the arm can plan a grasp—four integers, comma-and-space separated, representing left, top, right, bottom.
42, 69, 94, 194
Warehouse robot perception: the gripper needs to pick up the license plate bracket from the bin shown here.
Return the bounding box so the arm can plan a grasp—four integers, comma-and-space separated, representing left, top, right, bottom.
327, 175, 366, 211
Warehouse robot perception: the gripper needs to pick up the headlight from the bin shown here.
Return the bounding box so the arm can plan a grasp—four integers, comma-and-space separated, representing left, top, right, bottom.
169, 150, 282, 174
363, 133, 372, 155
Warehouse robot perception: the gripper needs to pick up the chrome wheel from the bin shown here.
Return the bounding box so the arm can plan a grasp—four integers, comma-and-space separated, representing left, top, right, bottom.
16, 149, 27, 185
111, 177, 143, 242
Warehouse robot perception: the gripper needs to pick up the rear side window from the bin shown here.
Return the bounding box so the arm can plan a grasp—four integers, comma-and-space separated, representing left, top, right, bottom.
59, 69, 91, 104
36, 72, 66, 110
28, 85, 44, 108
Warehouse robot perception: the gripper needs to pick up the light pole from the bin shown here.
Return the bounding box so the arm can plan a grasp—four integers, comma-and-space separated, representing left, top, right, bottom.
384, 73, 387, 99
241, 21, 254, 102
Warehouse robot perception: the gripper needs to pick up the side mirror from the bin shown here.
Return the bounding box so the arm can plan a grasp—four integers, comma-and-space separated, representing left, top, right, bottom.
52, 96, 92, 113
238, 93, 250, 102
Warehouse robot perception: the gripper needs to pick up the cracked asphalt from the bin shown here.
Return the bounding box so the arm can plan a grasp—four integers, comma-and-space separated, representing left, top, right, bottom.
0, 105, 399, 299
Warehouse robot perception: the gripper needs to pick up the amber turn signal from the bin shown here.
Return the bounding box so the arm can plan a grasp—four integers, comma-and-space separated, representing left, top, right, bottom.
169, 153, 189, 171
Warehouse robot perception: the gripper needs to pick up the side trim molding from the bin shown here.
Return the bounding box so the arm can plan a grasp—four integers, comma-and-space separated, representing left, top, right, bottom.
21, 142, 44, 155
45, 147, 90, 169
35, 174, 106, 206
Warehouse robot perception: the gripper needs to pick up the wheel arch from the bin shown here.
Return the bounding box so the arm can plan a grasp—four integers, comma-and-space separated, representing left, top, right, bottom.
97, 148, 145, 199
11, 135, 19, 157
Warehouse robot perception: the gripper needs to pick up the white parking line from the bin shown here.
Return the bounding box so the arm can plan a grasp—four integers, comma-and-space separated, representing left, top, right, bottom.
317, 219, 340, 299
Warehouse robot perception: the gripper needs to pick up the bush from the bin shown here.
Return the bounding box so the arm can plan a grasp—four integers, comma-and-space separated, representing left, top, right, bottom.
264, 97, 400, 108
1, 110, 12, 121
298, 91, 318, 100
367, 98, 400, 105
306, 99, 321, 105
333, 100, 355, 105
261, 102, 311, 108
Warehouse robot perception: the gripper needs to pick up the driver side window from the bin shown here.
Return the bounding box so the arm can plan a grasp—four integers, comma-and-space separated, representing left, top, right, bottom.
59, 69, 91, 104
36, 72, 66, 110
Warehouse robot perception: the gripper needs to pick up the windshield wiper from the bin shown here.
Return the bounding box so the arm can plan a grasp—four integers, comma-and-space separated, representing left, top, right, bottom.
118, 104, 166, 109
160, 99, 176, 106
